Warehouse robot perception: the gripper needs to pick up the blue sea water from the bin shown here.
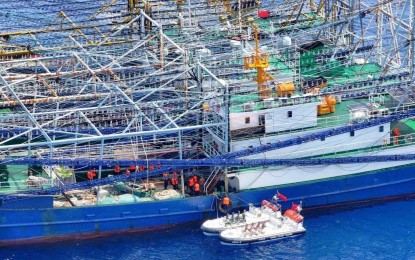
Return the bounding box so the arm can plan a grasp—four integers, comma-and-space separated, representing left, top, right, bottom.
1, 1, 413, 259
1, 198, 415, 260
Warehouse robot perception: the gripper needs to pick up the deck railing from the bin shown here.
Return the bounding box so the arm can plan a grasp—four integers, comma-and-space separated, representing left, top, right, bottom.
0, 178, 54, 193
228, 133, 415, 175
204, 166, 221, 194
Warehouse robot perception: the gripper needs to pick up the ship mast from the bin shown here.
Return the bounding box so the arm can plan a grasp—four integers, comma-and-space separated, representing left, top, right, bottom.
243, 25, 274, 100
238, 0, 242, 33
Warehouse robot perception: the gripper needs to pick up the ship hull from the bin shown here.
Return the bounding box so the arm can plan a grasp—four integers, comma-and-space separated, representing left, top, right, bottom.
1, 164, 415, 244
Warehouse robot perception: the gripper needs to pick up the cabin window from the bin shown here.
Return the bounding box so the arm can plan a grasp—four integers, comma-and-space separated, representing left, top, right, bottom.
245, 117, 250, 124
321, 136, 325, 141
287, 111, 293, 118
379, 126, 384, 132
350, 131, 355, 137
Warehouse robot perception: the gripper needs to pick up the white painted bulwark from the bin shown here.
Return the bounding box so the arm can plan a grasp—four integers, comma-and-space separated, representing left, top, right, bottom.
228, 144, 415, 191
265, 103, 318, 133
230, 110, 260, 131
231, 124, 390, 159
229, 102, 318, 132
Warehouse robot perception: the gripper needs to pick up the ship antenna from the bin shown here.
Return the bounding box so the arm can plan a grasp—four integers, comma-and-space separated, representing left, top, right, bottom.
238, 0, 242, 33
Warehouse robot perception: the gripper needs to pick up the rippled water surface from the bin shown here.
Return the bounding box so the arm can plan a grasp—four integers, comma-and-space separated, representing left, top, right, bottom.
2, 198, 415, 260
1, 0, 413, 259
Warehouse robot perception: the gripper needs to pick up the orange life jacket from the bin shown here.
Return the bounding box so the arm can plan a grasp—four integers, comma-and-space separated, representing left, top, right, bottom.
222, 197, 230, 205
139, 165, 145, 171
194, 183, 200, 192
394, 127, 401, 136
129, 165, 136, 171
87, 171, 96, 180
189, 178, 195, 187
149, 165, 155, 171
171, 178, 178, 185
192, 175, 198, 184
172, 172, 178, 184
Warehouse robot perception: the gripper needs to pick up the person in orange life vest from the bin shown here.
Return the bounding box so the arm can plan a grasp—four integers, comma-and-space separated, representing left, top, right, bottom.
193, 182, 200, 196
171, 171, 179, 190
393, 127, 401, 136
87, 170, 96, 180
149, 165, 155, 171
129, 165, 136, 172
222, 195, 231, 213
171, 177, 178, 190
163, 172, 170, 190
188, 177, 195, 195
125, 169, 131, 175
192, 175, 198, 185
114, 165, 121, 175
138, 165, 145, 172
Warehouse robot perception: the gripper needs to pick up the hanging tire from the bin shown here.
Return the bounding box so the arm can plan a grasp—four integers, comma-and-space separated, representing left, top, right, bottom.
217, 199, 232, 214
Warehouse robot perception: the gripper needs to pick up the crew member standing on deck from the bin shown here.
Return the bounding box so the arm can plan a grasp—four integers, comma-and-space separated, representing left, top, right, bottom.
163, 172, 170, 190
87, 169, 96, 180
199, 176, 206, 194
194, 182, 200, 196
192, 175, 198, 186
171, 171, 179, 190
222, 195, 231, 213
188, 176, 195, 195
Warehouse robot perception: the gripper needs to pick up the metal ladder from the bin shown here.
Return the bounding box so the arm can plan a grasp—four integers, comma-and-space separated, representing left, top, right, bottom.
204, 166, 221, 194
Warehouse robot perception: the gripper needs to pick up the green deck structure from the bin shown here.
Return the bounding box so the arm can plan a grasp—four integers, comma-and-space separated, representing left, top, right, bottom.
404, 119, 415, 131
0, 165, 52, 194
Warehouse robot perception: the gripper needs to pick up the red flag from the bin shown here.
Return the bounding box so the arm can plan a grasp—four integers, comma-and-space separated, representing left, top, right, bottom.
277, 192, 287, 202
291, 203, 299, 211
